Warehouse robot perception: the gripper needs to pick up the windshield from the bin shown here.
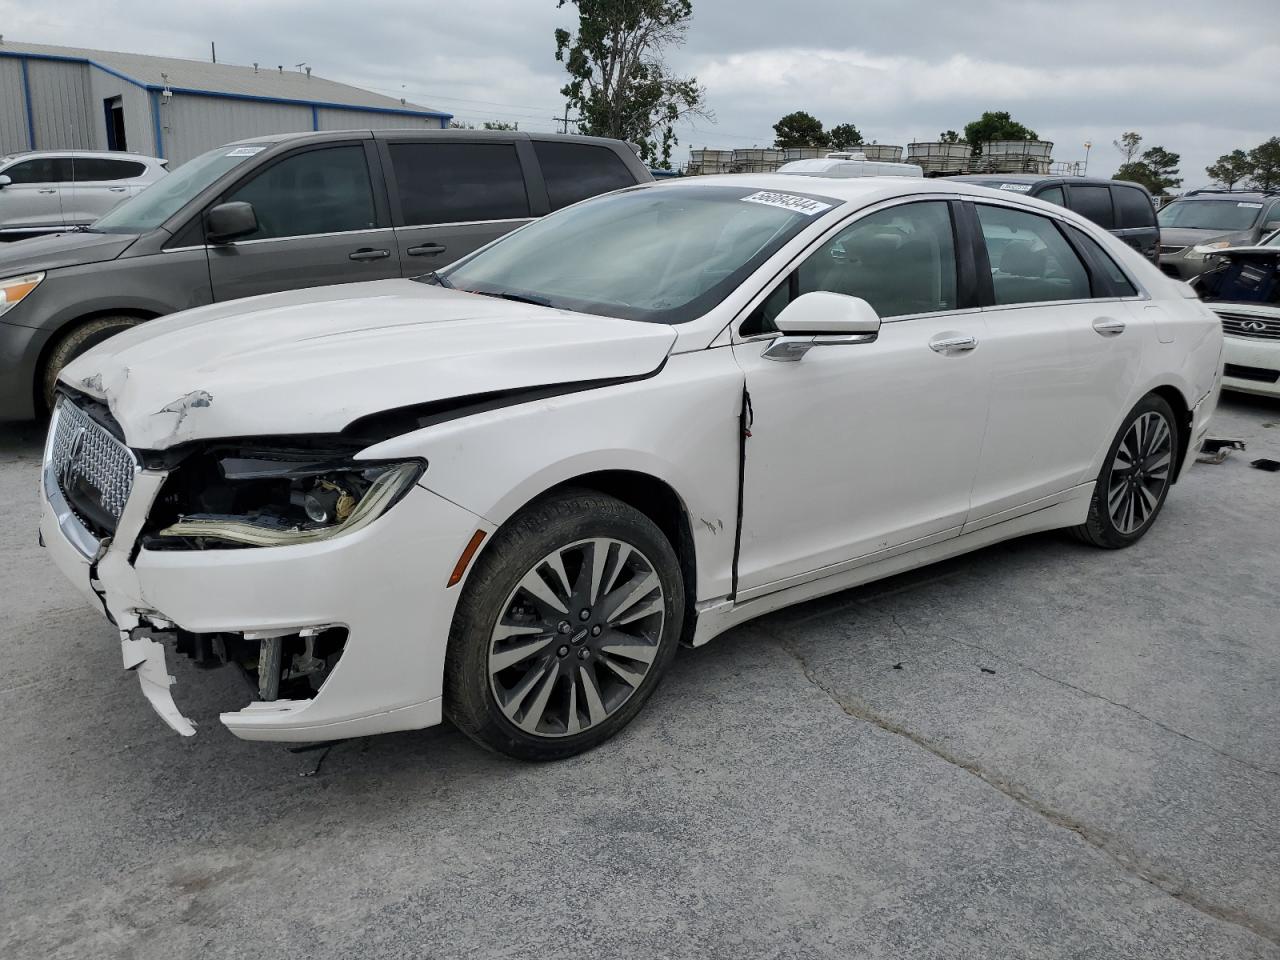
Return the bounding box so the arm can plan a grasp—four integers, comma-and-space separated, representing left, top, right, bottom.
1158, 199, 1262, 232
90, 143, 270, 234
435, 184, 838, 324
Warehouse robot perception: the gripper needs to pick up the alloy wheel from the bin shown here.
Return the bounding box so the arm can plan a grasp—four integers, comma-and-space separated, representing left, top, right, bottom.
1107, 411, 1173, 535
487, 537, 666, 738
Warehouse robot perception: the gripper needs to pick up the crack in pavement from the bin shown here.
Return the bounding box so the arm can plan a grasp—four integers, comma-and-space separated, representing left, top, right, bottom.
936, 632, 1280, 781
772, 635, 1280, 950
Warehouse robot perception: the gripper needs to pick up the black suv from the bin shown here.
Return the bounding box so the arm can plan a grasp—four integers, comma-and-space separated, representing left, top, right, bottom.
1155, 190, 1280, 280
0, 129, 652, 421
953, 175, 1160, 264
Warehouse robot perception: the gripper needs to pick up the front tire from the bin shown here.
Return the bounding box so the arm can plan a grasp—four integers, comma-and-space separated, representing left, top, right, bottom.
40, 315, 145, 412
444, 489, 684, 761
1072, 393, 1179, 549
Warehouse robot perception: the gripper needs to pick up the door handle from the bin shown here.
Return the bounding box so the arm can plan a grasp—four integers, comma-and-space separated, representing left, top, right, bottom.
349, 248, 391, 261
108, 186, 127, 192
1092, 317, 1126, 337
928, 334, 978, 355
406, 243, 447, 257
37, 188, 57, 194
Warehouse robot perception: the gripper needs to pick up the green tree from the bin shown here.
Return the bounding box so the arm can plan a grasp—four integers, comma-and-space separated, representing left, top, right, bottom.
1115, 146, 1182, 197
827, 122, 863, 150
963, 111, 1038, 156
1114, 131, 1143, 164
448, 120, 476, 129
554, 0, 711, 167
1247, 137, 1280, 192
939, 130, 961, 143
483, 120, 519, 131
1205, 149, 1252, 190
773, 111, 827, 148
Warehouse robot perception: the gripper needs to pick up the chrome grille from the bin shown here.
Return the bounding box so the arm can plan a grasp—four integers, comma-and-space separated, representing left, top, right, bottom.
1215, 310, 1280, 341
47, 399, 137, 522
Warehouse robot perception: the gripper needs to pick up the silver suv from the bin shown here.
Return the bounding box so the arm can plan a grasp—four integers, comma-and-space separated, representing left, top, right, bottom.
0, 151, 168, 237
1157, 190, 1280, 279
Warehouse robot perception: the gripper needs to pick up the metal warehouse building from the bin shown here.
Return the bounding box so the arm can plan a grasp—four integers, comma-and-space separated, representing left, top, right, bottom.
0, 39, 452, 166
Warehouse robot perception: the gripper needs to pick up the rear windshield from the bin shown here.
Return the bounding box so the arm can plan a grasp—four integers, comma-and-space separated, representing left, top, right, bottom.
1198, 257, 1280, 305
436, 184, 838, 324
90, 143, 271, 234
1158, 199, 1262, 232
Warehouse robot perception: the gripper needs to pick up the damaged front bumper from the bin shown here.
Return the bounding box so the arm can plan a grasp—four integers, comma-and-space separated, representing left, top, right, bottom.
39, 447, 492, 742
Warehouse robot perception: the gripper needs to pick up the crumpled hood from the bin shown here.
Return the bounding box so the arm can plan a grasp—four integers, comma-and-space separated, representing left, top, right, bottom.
0, 230, 136, 275
60, 279, 677, 450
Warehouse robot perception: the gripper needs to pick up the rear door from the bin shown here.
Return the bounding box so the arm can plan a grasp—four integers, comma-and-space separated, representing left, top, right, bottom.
377, 136, 538, 273
207, 140, 401, 301
965, 201, 1145, 527
67, 157, 147, 224
0, 156, 71, 230
1111, 183, 1159, 262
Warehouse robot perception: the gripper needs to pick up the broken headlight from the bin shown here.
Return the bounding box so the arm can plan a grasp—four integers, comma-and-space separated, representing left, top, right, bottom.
150, 449, 424, 548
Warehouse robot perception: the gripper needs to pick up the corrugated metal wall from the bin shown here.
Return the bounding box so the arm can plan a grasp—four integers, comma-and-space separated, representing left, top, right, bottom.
0, 59, 28, 153
161, 95, 312, 165
26, 59, 95, 149
315, 107, 444, 132
88, 69, 154, 156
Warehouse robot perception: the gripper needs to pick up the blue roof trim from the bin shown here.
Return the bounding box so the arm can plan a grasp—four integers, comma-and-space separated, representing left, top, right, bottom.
0, 49, 452, 121
19, 58, 36, 149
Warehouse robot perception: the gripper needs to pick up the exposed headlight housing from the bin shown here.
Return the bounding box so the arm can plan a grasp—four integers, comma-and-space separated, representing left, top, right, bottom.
148, 447, 424, 549
1185, 241, 1233, 260
0, 272, 44, 318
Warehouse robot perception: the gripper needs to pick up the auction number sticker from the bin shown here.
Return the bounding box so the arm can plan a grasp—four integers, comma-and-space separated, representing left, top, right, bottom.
741, 191, 832, 216
225, 146, 266, 157
1238, 202, 1263, 208
998, 183, 1033, 192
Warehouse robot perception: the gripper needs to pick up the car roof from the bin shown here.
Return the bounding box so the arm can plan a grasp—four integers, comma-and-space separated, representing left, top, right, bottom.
0, 150, 160, 162
1171, 191, 1275, 202
224, 129, 639, 150
652, 173, 1083, 206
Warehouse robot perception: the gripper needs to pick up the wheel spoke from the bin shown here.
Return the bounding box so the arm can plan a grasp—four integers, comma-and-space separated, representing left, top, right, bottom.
599, 654, 645, 688
490, 635, 555, 672
604, 572, 659, 623
578, 663, 609, 726
501, 660, 551, 717
516, 664, 559, 733
565, 675, 581, 735
587, 539, 611, 605
517, 568, 569, 615
543, 550, 573, 602
599, 640, 660, 664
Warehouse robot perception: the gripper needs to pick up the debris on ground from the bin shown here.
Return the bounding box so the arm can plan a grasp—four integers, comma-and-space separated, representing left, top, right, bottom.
1197, 437, 1247, 464
1250, 458, 1280, 472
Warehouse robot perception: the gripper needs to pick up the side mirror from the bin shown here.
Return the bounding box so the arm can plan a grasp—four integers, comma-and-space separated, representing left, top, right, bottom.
1264, 220, 1280, 234
206, 201, 259, 244
0, 175, 11, 189
764, 291, 881, 361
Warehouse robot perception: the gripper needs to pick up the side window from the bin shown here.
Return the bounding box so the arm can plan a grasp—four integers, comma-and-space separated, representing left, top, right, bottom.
1065, 226, 1138, 296
533, 141, 637, 210
73, 158, 147, 182
1068, 185, 1116, 229
744, 201, 958, 334
389, 142, 529, 225
222, 146, 377, 241
1113, 186, 1155, 228
976, 204, 1091, 305
1036, 185, 1065, 208
3, 157, 72, 183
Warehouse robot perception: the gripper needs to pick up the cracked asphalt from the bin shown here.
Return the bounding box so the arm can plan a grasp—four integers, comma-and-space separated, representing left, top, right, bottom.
2, 394, 1278, 960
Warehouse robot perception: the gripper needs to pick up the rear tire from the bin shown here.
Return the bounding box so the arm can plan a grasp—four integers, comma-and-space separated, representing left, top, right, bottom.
40, 315, 145, 412
444, 489, 684, 761
1072, 393, 1179, 549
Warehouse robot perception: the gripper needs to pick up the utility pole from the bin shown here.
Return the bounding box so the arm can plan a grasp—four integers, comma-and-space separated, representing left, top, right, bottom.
553, 104, 580, 134
1083, 141, 1092, 176
211, 41, 216, 63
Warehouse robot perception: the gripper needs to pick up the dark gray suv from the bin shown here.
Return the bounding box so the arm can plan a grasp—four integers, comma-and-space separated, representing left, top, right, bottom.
1156, 190, 1280, 280
0, 129, 651, 420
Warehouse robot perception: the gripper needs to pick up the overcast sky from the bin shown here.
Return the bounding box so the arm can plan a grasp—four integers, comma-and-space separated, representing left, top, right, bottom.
4, 0, 1277, 187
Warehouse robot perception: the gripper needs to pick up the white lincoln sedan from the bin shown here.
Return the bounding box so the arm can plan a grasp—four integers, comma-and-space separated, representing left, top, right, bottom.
40, 176, 1222, 760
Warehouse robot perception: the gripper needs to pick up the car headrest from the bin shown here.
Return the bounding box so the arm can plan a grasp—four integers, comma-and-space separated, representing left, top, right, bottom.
999, 241, 1047, 278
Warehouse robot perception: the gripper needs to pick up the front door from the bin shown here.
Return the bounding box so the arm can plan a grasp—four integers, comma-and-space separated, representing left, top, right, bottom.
378, 138, 537, 272
0, 156, 72, 231
207, 141, 401, 301
734, 199, 991, 596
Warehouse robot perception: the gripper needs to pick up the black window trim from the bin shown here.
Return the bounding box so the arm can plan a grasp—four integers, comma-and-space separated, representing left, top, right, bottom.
373, 135, 542, 228
733, 194, 977, 340
1062, 181, 1118, 232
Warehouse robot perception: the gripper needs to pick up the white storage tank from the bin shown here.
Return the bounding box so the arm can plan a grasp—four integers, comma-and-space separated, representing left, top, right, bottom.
689, 148, 734, 175
732, 148, 787, 173
859, 144, 904, 163
975, 140, 1054, 174
907, 141, 972, 176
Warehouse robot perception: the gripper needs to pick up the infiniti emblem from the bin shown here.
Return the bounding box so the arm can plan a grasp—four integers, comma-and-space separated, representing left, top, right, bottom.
1241, 320, 1269, 332
60, 425, 86, 490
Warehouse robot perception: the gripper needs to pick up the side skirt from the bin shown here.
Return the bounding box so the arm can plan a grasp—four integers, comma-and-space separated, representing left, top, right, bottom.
691, 483, 1092, 646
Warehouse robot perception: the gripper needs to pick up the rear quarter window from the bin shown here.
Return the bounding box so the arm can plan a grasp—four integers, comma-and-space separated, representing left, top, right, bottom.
1114, 186, 1156, 228
533, 141, 638, 210
1068, 185, 1116, 230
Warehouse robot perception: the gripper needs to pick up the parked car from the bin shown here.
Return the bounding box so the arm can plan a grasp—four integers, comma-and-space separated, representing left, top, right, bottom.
1156, 190, 1280, 280
778, 151, 924, 178
0, 151, 167, 237
40, 176, 1222, 759
952, 174, 1160, 264
0, 129, 651, 420
1190, 231, 1280, 396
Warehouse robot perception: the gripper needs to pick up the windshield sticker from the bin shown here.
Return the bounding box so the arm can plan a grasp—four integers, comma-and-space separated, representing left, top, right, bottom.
998, 183, 1033, 192
1238, 202, 1263, 209
740, 191, 832, 216
225, 146, 266, 157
